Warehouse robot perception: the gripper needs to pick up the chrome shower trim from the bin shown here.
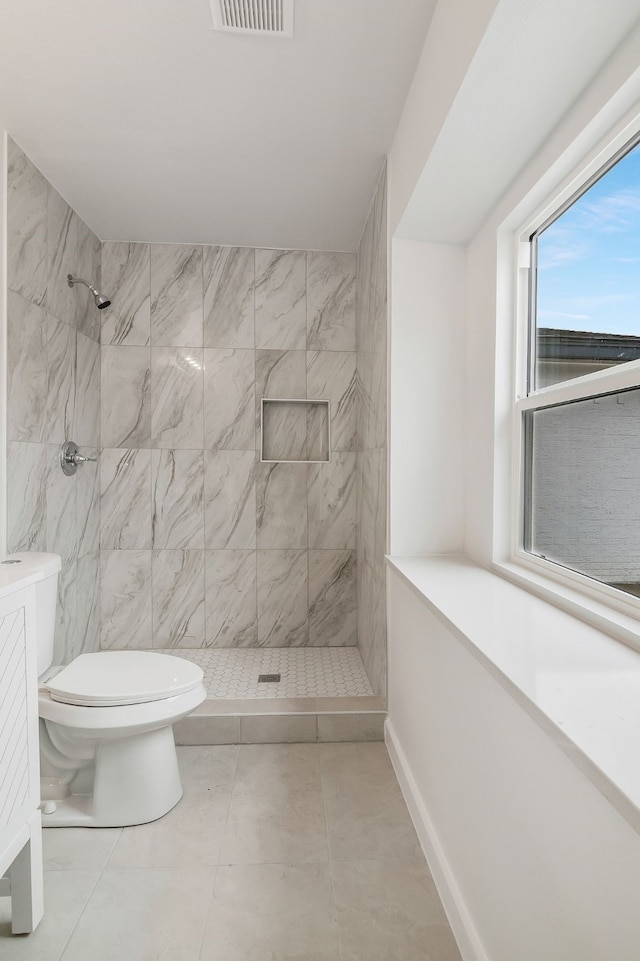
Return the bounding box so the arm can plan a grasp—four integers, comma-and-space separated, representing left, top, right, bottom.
66, 274, 111, 310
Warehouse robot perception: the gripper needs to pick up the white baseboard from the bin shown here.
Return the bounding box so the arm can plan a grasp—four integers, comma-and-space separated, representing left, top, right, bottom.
385, 718, 490, 961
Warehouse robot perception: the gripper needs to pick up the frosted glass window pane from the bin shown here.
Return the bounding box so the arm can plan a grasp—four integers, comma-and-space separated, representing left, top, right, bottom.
525, 388, 640, 597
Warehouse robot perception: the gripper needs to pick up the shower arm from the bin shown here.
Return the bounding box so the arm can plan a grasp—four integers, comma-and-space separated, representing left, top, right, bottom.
67, 275, 97, 294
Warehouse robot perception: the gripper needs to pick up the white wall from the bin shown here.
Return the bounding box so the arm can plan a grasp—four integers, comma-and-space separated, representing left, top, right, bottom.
0, 133, 7, 558
389, 238, 465, 555
388, 0, 499, 235
386, 1, 640, 958
387, 572, 640, 961
467, 20, 640, 564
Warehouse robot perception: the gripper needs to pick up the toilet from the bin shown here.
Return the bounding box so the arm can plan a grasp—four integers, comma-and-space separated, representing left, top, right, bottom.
28, 552, 206, 828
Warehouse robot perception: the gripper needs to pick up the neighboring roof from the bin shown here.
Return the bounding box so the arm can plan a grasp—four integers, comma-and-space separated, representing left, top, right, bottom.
537, 328, 640, 363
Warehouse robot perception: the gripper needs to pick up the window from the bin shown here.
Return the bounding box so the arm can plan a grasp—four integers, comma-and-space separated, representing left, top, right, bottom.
517, 133, 640, 602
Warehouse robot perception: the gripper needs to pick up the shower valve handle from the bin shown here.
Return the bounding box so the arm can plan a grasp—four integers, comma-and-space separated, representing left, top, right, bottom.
60, 441, 97, 476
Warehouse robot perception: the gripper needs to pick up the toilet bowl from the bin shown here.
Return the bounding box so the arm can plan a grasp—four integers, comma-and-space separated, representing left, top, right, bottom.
38, 651, 206, 827
14, 549, 207, 828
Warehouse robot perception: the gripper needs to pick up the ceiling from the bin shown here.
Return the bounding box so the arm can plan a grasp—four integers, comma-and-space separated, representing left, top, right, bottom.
0, 0, 435, 251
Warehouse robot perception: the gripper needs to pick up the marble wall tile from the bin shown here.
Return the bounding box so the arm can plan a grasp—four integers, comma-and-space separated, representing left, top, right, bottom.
152, 449, 204, 549
357, 354, 372, 452
204, 349, 255, 450
256, 463, 308, 549
357, 559, 387, 699
74, 332, 101, 446
46, 315, 75, 444
356, 168, 388, 698
204, 246, 255, 348
255, 349, 306, 448
374, 473, 387, 572
357, 448, 385, 569
355, 451, 365, 572
205, 550, 257, 647
100, 448, 152, 550
356, 227, 374, 354
371, 302, 388, 365
75, 216, 102, 342
309, 550, 356, 646
306, 351, 357, 452
101, 346, 151, 448
7, 290, 47, 442
6, 442, 47, 552
307, 251, 356, 351
6, 140, 103, 665
101, 242, 151, 346
6, 139, 47, 304
152, 550, 205, 648
354, 366, 364, 454
240, 714, 318, 743
359, 351, 387, 452
255, 348, 306, 400
370, 581, 388, 698
47, 443, 77, 565
150, 244, 203, 347
372, 171, 388, 320
372, 348, 388, 450
45, 235, 394, 656
257, 549, 308, 646
100, 550, 152, 649
255, 249, 306, 349
151, 347, 204, 449
54, 559, 77, 665
45, 188, 79, 325
308, 453, 356, 550
77, 451, 100, 557
76, 552, 101, 656
306, 401, 330, 461
204, 450, 257, 549
261, 400, 308, 462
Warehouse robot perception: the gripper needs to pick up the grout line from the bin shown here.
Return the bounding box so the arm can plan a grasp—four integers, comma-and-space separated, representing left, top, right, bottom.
318, 744, 344, 960
48, 834, 116, 961
195, 864, 219, 961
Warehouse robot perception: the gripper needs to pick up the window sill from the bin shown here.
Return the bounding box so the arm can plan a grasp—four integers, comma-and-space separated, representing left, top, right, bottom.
386, 553, 640, 834
494, 554, 640, 653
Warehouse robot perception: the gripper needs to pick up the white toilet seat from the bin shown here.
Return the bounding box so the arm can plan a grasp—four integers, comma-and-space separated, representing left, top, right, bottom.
38, 684, 205, 738
45, 651, 204, 707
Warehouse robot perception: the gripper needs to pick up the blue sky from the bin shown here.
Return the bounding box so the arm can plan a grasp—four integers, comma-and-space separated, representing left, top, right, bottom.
536, 142, 640, 334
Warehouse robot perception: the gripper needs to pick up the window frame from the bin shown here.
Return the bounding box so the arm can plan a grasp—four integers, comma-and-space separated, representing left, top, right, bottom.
509, 126, 640, 629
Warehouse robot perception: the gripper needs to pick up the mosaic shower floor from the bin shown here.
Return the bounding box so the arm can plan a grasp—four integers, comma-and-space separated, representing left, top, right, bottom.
165, 647, 374, 699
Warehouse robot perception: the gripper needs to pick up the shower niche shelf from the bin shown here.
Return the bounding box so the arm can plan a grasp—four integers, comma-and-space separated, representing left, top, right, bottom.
261, 398, 330, 463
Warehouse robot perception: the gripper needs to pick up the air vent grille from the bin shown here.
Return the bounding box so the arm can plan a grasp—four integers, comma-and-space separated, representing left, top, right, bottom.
210, 0, 294, 37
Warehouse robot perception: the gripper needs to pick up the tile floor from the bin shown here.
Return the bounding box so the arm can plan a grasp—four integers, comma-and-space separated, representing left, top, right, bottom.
165, 647, 374, 699
0, 743, 462, 961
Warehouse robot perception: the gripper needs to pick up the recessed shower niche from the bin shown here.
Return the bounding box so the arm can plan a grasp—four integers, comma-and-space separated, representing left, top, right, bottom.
261, 398, 330, 463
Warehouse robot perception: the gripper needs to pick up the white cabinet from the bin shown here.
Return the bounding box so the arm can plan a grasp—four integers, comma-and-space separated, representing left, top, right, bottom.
0, 581, 44, 934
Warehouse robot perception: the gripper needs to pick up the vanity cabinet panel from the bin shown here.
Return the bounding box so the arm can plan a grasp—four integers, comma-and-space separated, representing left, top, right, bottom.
0, 586, 43, 934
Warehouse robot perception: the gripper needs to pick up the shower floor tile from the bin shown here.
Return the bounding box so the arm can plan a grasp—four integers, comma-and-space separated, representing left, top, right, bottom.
164, 647, 374, 699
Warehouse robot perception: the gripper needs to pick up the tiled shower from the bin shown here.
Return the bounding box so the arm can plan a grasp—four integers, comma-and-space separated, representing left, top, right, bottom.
98, 241, 358, 654
5, 138, 387, 700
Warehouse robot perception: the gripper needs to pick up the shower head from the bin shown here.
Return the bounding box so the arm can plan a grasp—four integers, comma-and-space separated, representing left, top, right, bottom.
67, 274, 111, 310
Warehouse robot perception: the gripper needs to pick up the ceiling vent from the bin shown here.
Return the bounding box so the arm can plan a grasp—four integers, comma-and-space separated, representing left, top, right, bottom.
209, 0, 294, 37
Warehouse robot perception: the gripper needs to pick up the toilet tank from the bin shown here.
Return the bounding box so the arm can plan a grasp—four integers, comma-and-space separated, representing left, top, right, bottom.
0, 553, 61, 676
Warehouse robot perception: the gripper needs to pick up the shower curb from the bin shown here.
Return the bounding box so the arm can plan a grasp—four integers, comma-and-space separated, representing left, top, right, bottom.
174, 696, 386, 745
